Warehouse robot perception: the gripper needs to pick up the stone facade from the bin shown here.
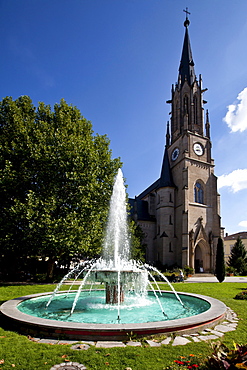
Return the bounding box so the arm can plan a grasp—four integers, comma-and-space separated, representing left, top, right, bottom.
129, 17, 223, 272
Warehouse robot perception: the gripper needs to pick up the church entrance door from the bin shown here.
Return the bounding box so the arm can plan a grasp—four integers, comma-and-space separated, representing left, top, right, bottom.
194, 244, 204, 273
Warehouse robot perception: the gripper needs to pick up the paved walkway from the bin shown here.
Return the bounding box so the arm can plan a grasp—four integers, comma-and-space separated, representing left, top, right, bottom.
186, 275, 247, 283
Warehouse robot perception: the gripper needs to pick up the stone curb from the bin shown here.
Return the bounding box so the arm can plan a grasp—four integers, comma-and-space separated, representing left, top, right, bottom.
29, 307, 238, 349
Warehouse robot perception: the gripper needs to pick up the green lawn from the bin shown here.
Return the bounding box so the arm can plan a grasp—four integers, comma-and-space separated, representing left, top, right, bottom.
0, 282, 246, 370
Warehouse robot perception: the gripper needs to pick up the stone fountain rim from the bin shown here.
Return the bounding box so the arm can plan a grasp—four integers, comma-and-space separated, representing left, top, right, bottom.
0, 290, 226, 334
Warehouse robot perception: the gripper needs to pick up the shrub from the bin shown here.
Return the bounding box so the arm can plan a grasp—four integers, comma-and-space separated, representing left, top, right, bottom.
234, 290, 247, 300
205, 342, 247, 369
215, 237, 225, 283
184, 265, 194, 276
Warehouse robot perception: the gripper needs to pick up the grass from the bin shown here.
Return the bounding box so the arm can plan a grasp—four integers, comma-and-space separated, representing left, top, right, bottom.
0, 282, 247, 369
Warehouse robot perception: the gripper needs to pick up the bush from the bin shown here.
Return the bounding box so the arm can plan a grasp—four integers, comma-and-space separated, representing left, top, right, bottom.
234, 289, 247, 300
184, 265, 194, 276
215, 237, 225, 283
226, 266, 237, 276
205, 342, 247, 369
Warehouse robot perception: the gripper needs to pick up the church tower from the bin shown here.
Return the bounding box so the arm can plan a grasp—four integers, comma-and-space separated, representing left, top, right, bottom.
130, 14, 223, 272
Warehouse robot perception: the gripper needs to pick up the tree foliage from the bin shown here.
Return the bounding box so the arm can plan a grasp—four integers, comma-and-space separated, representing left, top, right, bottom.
215, 237, 225, 283
228, 236, 247, 275
129, 220, 146, 262
0, 96, 121, 278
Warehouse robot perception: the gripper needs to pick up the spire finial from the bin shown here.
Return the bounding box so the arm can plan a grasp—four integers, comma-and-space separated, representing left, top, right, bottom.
183, 7, 190, 27
166, 121, 170, 147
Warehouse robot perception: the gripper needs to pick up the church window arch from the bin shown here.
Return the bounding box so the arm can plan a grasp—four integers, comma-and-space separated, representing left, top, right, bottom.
175, 100, 179, 130
157, 224, 160, 235
169, 242, 172, 252
183, 95, 189, 115
193, 95, 198, 125
194, 181, 204, 204
169, 192, 173, 203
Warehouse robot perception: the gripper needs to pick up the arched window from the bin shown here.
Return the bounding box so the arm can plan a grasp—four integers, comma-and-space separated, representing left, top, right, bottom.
184, 95, 189, 115
175, 100, 179, 130
193, 95, 198, 125
194, 181, 204, 204
169, 242, 172, 252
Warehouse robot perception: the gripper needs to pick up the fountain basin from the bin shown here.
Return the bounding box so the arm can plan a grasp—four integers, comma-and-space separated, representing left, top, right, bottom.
0, 290, 226, 341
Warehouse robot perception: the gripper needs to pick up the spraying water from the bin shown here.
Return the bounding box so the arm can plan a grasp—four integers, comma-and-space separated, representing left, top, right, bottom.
46, 168, 186, 321
102, 169, 130, 267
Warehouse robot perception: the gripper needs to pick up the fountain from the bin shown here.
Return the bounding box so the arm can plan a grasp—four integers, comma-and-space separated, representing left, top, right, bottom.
0, 169, 226, 340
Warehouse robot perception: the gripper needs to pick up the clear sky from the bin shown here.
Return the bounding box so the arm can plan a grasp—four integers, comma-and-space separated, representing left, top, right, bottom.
1, 0, 247, 236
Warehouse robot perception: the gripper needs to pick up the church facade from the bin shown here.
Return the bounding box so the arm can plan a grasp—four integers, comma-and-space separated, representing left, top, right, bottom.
130, 17, 223, 273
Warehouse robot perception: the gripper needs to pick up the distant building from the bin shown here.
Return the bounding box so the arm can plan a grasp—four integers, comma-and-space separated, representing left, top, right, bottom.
224, 232, 247, 263
129, 15, 223, 272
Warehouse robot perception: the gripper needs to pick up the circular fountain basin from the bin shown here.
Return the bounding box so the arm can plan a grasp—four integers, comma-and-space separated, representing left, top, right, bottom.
0, 290, 226, 341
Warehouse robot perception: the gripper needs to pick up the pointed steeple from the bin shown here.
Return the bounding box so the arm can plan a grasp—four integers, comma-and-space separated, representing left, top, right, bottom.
178, 12, 196, 86
159, 145, 175, 188
166, 121, 170, 147
205, 109, 211, 139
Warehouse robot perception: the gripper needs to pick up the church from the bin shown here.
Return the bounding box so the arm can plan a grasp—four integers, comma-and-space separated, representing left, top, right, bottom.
129, 15, 224, 273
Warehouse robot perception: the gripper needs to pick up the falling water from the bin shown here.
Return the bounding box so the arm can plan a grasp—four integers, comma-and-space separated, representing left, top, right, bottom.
46, 168, 186, 321
102, 169, 130, 267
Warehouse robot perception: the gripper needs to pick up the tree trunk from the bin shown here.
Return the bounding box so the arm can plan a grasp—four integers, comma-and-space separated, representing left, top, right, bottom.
46, 257, 56, 282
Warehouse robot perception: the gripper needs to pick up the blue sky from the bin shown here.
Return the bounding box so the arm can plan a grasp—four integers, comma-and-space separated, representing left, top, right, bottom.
1, 0, 247, 235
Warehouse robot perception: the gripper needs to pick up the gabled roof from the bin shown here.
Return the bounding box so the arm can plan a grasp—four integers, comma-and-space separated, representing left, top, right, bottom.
224, 232, 247, 241
136, 178, 160, 200
178, 19, 196, 86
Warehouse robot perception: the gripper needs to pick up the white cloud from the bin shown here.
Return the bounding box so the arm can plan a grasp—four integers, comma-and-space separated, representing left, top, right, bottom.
239, 220, 247, 228
218, 169, 247, 192
223, 87, 247, 132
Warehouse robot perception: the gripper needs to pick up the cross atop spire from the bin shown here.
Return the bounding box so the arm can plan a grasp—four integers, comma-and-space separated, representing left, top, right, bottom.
183, 7, 190, 27
178, 9, 195, 86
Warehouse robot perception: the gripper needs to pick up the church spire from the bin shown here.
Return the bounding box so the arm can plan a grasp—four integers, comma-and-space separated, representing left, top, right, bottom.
166, 121, 170, 147
159, 146, 175, 188
178, 9, 195, 86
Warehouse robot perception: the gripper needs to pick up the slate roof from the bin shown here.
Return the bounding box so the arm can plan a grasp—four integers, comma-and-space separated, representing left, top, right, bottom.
159, 146, 175, 188
128, 146, 175, 221
224, 232, 247, 241
178, 19, 196, 86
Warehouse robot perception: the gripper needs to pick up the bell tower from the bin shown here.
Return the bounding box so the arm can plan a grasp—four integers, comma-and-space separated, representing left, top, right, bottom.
129, 11, 223, 273
166, 12, 222, 272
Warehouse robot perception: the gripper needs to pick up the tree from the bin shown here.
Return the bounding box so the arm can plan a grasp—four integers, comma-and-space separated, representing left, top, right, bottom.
215, 237, 225, 283
228, 236, 247, 275
129, 220, 146, 263
0, 96, 121, 279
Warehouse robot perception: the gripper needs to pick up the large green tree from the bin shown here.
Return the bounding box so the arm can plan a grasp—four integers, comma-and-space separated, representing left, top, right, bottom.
228, 236, 247, 275
0, 96, 121, 279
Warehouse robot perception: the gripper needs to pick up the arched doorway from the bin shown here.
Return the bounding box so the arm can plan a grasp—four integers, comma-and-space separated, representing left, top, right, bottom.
194, 244, 203, 273
194, 240, 211, 273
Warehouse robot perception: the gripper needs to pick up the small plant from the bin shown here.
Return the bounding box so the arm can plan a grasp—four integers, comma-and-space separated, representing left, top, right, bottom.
165, 354, 202, 369
184, 265, 194, 277
206, 342, 247, 369
226, 266, 236, 276
234, 290, 247, 300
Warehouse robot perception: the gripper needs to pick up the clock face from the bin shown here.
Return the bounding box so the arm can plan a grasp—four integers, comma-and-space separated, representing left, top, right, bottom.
193, 142, 204, 156
171, 147, 180, 161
